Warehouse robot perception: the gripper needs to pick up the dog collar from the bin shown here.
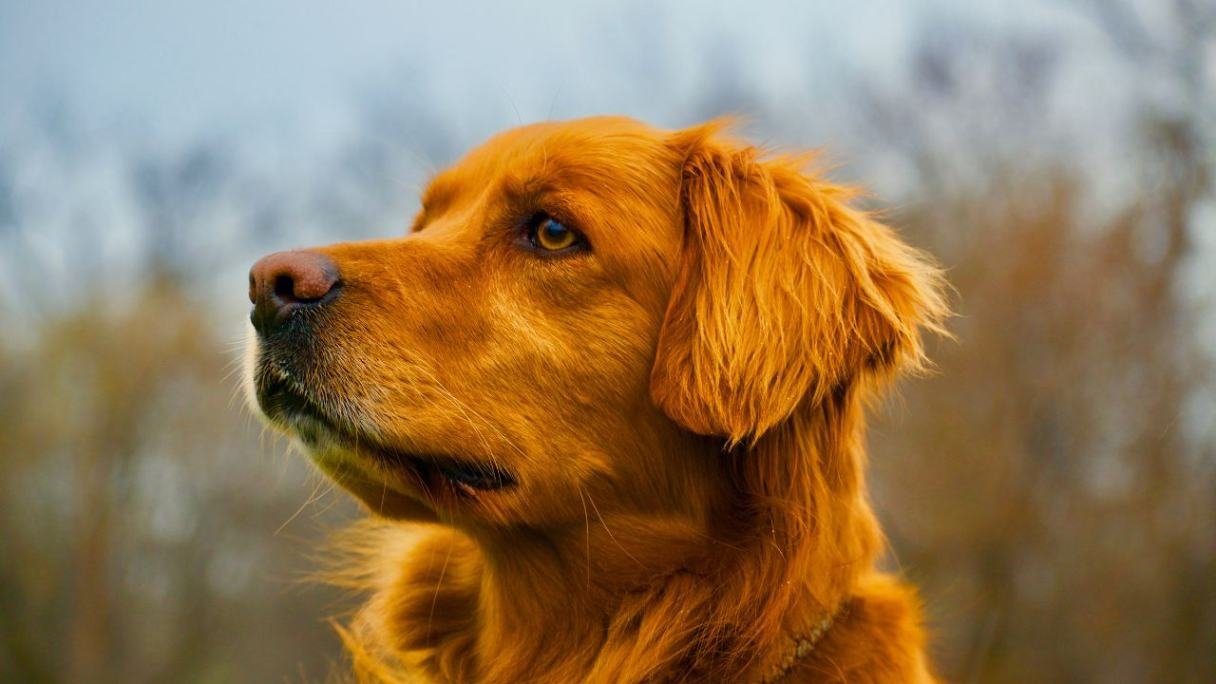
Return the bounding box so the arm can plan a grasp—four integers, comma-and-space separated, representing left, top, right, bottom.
761, 600, 850, 683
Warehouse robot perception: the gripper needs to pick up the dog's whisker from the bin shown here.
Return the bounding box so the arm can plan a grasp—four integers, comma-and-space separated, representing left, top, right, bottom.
577, 485, 592, 589
427, 542, 456, 644
276, 461, 332, 536
409, 362, 529, 466
585, 489, 644, 569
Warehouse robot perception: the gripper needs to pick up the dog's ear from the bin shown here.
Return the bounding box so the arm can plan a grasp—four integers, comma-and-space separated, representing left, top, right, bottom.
650, 122, 949, 444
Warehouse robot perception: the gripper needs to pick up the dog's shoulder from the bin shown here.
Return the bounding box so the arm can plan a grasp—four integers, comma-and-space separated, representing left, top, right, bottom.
789, 573, 936, 683
379, 527, 481, 650
343, 525, 482, 682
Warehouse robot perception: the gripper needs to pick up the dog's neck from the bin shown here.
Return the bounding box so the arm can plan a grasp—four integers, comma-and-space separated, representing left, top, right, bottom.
371, 385, 880, 682
461, 462, 736, 680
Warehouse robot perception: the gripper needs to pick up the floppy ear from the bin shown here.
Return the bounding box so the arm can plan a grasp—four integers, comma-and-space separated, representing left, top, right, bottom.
650, 123, 948, 444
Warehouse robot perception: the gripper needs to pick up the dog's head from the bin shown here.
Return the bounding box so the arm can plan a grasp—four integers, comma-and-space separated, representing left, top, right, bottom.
245, 116, 946, 531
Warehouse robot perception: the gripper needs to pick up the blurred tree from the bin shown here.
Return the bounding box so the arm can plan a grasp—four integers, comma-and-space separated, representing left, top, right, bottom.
0, 280, 359, 683
865, 1, 1215, 681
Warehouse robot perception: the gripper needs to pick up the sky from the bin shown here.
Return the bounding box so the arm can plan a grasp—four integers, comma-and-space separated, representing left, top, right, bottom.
0, 0, 1000, 145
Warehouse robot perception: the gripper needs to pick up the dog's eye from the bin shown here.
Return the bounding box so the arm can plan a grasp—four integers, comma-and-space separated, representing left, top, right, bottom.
527, 215, 582, 253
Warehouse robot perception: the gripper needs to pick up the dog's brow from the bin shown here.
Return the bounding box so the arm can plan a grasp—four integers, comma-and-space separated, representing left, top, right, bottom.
501, 159, 579, 202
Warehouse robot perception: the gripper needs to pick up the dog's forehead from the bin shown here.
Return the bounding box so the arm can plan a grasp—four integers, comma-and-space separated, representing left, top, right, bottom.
423, 117, 675, 208
476, 116, 663, 162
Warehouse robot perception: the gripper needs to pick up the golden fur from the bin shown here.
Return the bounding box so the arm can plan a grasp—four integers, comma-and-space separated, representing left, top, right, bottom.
248, 116, 949, 682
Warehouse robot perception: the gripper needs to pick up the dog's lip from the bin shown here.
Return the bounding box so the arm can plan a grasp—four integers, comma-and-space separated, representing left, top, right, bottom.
255, 372, 517, 494
377, 448, 517, 492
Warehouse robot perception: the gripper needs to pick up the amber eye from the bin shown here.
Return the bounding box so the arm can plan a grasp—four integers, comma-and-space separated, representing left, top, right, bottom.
530, 216, 579, 252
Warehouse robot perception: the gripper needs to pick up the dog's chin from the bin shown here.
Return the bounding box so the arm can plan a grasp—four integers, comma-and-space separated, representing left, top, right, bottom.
250, 365, 517, 518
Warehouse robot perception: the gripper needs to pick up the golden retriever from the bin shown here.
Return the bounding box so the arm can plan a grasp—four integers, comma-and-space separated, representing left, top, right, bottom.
246, 116, 948, 682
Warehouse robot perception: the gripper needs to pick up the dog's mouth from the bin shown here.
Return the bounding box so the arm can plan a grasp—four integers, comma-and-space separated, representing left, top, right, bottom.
255, 372, 516, 494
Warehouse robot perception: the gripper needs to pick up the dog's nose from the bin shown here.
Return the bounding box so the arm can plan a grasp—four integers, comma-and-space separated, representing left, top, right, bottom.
248, 250, 341, 335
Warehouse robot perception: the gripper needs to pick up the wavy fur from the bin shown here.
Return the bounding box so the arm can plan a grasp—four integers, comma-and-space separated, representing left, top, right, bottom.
249, 116, 949, 682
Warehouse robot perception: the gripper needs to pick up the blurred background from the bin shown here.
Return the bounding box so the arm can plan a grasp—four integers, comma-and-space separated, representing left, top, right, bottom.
1, 0, 1213, 681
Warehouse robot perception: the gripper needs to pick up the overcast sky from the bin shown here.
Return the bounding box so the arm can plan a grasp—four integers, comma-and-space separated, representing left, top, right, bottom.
0, 0, 1061, 146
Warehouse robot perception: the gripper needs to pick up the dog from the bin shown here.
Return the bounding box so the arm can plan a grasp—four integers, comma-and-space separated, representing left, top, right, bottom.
246, 116, 948, 682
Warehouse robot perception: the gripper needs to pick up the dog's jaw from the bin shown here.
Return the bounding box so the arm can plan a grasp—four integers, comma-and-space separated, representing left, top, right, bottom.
246, 337, 520, 520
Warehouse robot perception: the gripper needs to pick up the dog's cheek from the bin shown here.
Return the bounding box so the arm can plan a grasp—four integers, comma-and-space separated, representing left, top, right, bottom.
519, 303, 666, 512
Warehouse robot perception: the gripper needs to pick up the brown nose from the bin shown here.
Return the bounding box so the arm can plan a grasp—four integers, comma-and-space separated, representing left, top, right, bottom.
248, 250, 341, 335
